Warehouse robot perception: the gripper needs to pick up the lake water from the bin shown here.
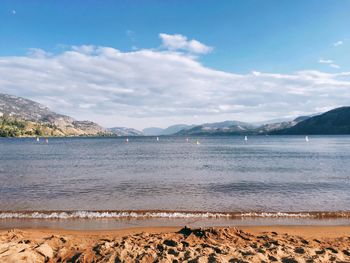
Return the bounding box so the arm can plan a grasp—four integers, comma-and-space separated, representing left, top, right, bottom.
1, 136, 350, 221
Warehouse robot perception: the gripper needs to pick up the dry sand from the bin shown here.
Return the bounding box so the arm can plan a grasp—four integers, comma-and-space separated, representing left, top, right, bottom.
0, 225, 350, 262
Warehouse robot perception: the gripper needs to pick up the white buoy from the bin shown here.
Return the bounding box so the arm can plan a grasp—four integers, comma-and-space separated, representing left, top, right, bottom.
244, 136, 248, 141
126, 138, 129, 143
196, 140, 200, 145
156, 136, 159, 142
186, 138, 189, 142
305, 136, 309, 142
36, 137, 40, 142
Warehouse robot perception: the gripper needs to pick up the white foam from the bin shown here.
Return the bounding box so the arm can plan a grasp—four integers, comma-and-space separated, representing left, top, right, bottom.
0, 211, 347, 219
240, 212, 313, 218
0, 211, 231, 219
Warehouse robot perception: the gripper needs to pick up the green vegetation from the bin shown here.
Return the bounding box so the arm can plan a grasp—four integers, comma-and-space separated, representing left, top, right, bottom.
0, 115, 62, 137
0, 115, 25, 137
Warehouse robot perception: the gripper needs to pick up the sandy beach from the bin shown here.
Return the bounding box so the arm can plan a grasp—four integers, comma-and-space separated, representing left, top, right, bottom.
1, 225, 350, 262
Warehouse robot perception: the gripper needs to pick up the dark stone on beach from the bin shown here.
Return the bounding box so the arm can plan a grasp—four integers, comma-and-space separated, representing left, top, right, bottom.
181, 241, 189, 247
179, 226, 192, 236
301, 239, 309, 245
268, 255, 278, 261
329, 255, 336, 261
326, 247, 338, 253
295, 247, 305, 254
343, 249, 350, 256
281, 257, 298, 263
19, 240, 31, 244
193, 229, 206, 238
167, 248, 179, 256
184, 250, 193, 259
164, 239, 178, 247
257, 248, 265, 254
241, 250, 255, 256
315, 250, 325, 254
229, 258, 249, 263
70, 252, 83, 263
208, 254, 219, 263
156, 244, 164, 252
212, 246, 222, 254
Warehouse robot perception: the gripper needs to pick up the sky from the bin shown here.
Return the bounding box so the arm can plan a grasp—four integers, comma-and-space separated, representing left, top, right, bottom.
0, 0, 350, 129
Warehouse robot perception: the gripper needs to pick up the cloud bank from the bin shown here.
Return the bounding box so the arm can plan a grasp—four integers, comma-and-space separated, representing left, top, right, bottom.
0, 38, 350, 129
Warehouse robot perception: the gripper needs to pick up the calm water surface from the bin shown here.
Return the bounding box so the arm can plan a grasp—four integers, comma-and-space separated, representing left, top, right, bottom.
1, 136, 350, 213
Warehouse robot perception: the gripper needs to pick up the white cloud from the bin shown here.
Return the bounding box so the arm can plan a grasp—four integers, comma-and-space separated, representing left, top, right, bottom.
159, 33, 213, 54
333, 40, 343, 47
330, 64, 340, 69
318, 59, 333, 64
0, 43, 350, 129
318, 59, 340, 69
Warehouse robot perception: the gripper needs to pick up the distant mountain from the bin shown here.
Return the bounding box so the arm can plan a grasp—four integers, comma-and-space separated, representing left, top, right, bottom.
0, 93, 105, 136
253, 116, 310, 134
142, 127, 165, 136
143, 124, 195, 136
252, 117, 294, 125
176, 120, 256, 135
272, 107, 350, 135
161, 124, 195, 135
106, 127, 143, 136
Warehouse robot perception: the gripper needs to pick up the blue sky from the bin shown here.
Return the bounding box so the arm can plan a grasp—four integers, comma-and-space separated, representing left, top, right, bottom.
1, 0, 349, 73
1, 1, 350, 129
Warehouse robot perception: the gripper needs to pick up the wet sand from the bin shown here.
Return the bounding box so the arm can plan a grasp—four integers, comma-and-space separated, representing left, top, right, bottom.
1, 225, 350, 262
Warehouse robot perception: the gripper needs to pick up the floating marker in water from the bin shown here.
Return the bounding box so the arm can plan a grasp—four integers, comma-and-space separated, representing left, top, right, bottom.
126, 138, 129, 143
244, 136, 248, 141
196, 140, 200, 145
305, 136, 309, 142
156, 137, 159, 142
186, 138, 189, 142
36, 137, 40, 142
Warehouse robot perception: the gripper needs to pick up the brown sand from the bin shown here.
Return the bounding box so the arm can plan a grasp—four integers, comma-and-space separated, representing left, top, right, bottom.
0, 225, 350, 262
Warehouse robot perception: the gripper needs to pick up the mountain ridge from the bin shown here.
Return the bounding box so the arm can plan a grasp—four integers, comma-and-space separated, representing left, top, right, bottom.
0, 93, 105, 136
2, 93, 349, 137
272, 107, 350, 135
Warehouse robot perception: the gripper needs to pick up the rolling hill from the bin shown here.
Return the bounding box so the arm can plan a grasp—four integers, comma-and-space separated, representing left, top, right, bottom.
273, 107, 350, 135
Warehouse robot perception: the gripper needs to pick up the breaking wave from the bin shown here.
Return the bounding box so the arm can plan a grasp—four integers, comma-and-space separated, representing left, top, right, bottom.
0, 210, 350, 219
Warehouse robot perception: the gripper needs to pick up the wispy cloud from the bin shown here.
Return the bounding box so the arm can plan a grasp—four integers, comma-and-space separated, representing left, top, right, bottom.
333, 40, 343, 47
330, 64, 340, 69
159, 33, 213, 54
318, 58, 340, 69
318, 59, 334, 64
0, 36, 349, 128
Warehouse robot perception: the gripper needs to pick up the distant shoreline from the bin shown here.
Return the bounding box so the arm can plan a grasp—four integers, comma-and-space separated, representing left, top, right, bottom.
1, 133, 350, 138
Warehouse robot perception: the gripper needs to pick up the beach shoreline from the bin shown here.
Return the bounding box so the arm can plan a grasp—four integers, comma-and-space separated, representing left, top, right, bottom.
1, 225, 350, 262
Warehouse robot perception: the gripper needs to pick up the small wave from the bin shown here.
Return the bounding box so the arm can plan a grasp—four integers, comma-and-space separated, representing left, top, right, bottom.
0, 211, 349, 219
0, 211, 231, 219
